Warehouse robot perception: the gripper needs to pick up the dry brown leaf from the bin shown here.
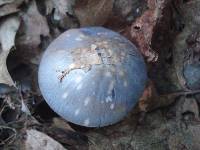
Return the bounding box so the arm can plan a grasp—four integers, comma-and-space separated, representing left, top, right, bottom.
168, 125, 200, 149
173, 0, 200, 90
0, 3, 19, 17
0, 0, 25, 24
45, 0, 75, 16
17, 0, 49, 49
0, 0, 15, 6
129, 0, 158, 62
45, 0, 54, 15
74, 0, 114, 26
138, 81, 158, 111
44, 0, 78, 30
185, 125, 200, 149
0, 0, 25, 6
175, 96, 199, 121
52, 117, 75, 132
15, 0, 50, 64
122, 0, 174, 62
0, 16, 20, 86
25, 129, 67, 150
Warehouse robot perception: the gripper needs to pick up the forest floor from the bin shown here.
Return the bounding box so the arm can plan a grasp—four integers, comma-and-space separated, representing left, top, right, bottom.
1, 0, 200, 150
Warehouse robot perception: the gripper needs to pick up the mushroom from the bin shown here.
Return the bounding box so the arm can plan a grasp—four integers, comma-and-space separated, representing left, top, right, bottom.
38, 27, 147, 127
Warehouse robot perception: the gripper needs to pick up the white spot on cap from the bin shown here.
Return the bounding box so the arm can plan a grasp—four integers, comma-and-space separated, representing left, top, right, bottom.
77, 84, 83, 90
75, 76, 82, 83
83, 118, 90, 126
106, 96, 112, 103
110, 66, 116, 72
121, 52, 126, 57
84, 97, 91, 106
108, 80, 115, 94
110, 104, 115, 110
105, 71, 112, 77
57, 49, 66, 53
75, 109, 80, 116
66, 34, 71, 37
119, 70, 125, 76
101, 101, 104, 104
97, 32, 108, 36
123, 80, 128, 87
75, 37, 82, 41
80, 34, 85, 38
114, 37, 120, 40
62, 92, 68, 99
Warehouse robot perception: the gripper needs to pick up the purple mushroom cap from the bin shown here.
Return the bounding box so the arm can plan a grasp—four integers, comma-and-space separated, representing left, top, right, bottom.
38, 27, 147, 127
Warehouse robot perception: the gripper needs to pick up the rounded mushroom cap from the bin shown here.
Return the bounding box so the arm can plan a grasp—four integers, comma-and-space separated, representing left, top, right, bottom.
38, 27, 147, 127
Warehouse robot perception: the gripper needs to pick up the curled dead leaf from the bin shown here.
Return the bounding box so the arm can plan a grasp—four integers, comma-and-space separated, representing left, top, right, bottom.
74, 0, 114, 26
17, 0, 49, 50
0, 3, 19, 17
0, 0, 15, 6
0, 15, 20, 86
25, 129, 67, 150
45, 0, 75, 16
16, 0, 50, 64
44, 0, 78, 30
130, 0, 158, 62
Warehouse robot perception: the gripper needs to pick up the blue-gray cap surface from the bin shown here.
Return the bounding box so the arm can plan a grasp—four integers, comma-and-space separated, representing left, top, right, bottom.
38, 27, 147, 127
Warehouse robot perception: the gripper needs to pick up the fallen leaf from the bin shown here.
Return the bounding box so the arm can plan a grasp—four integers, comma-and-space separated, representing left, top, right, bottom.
175, 96, 199, 121
130, 0, 158, 62
123, 0, 176, 62
0, 126, 16, 145
16, 0, 50, 64
45, 126, 89, 149
173, 0, 200, 90
44, 0, 78, 30
0, 0, 25, 17
0, 0, 25, 7
0, 0, 15, 6
138, 81, 158, 112
52, 117, 75, 132
25, 129, 67, 150
184, 125, 200, 149
45, 0, 75, 16
168, 124, 200, 150
17, 0, 49, 50
0, 3, 19, 17
104, 0, 147, 31
0, 16, 20, 86
138, 81, 172, 112
74, 0, 114, 26
44, 0, 54, 15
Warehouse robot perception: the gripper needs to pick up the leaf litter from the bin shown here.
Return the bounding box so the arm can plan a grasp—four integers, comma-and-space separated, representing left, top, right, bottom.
0, 0, 200, 149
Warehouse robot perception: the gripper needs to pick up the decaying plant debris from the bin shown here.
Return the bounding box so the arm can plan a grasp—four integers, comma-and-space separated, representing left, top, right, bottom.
0, 0, 200, 149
